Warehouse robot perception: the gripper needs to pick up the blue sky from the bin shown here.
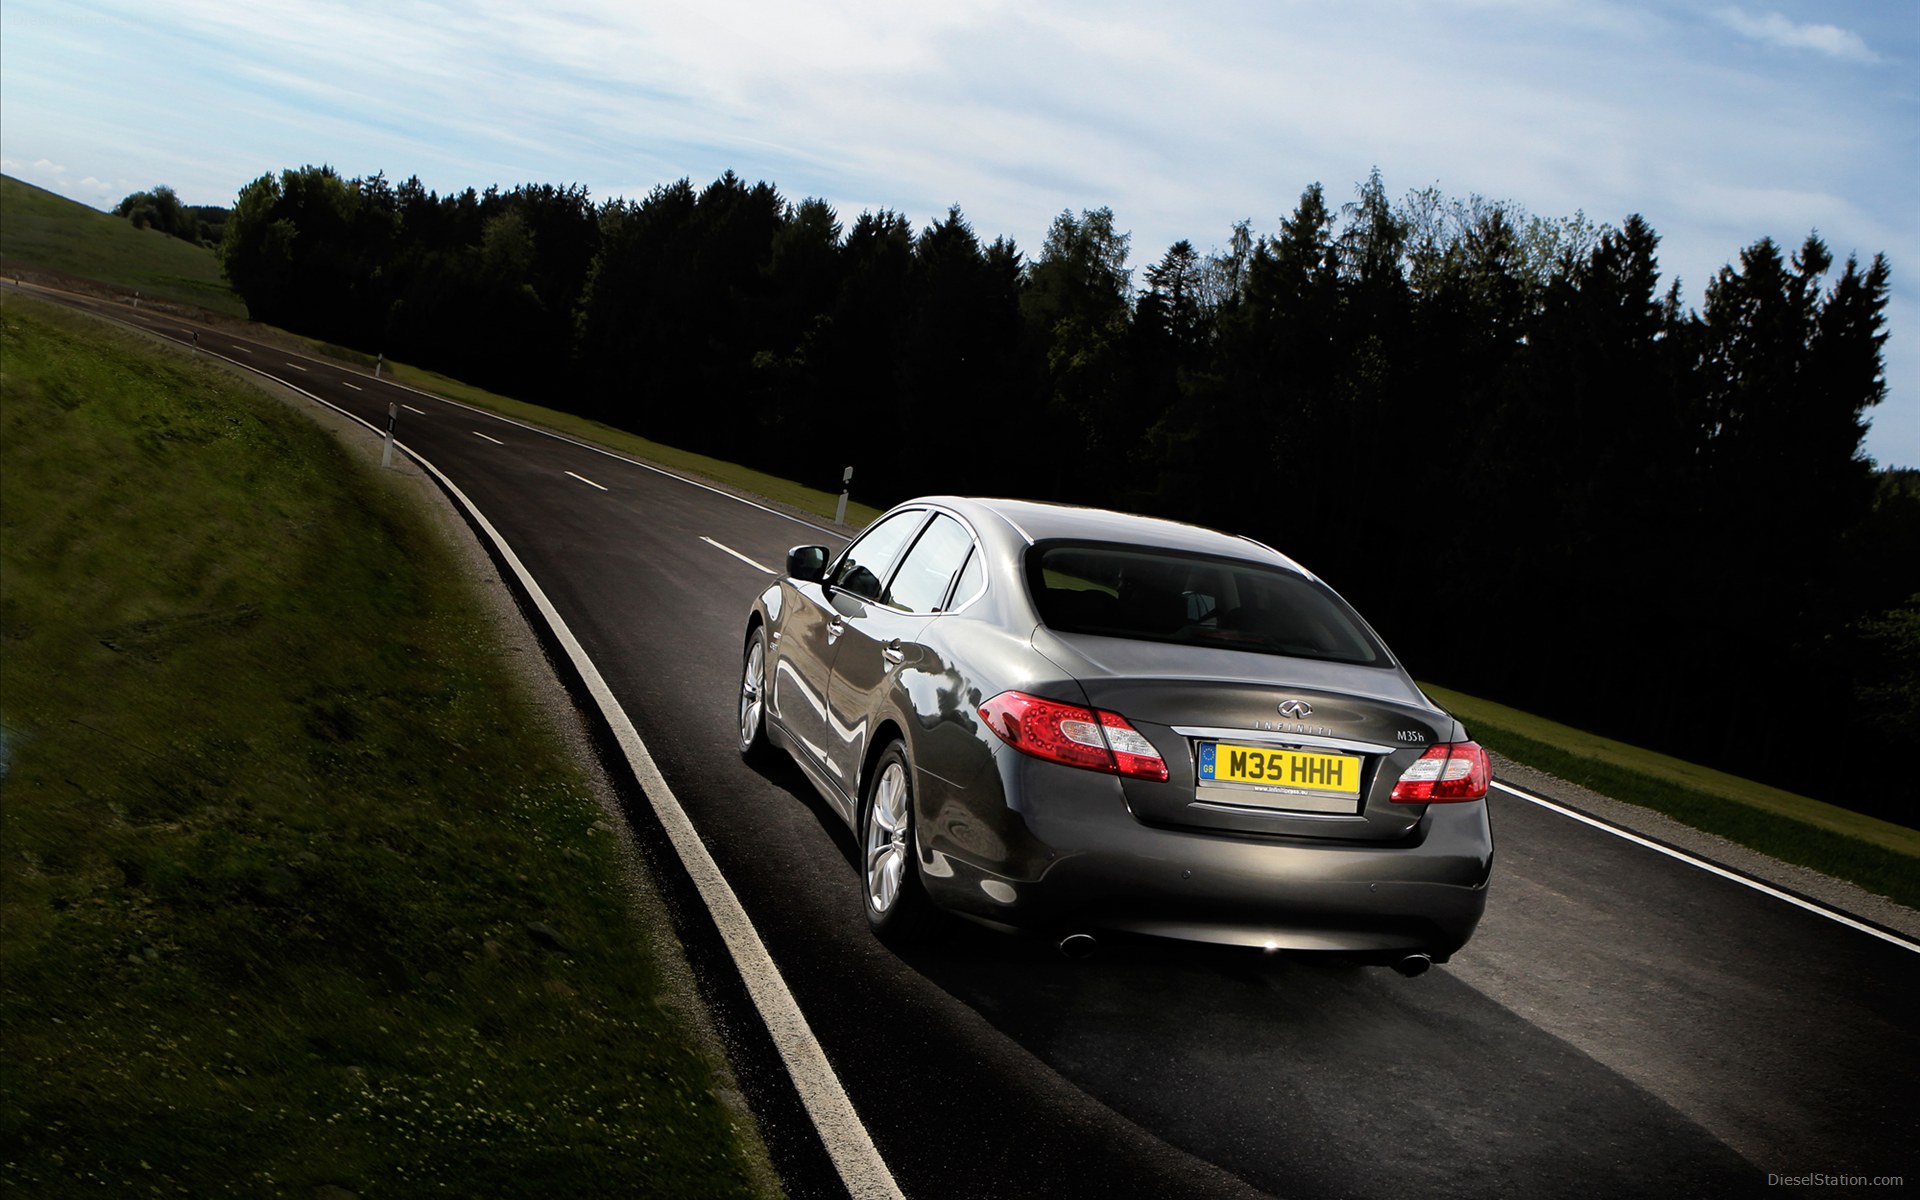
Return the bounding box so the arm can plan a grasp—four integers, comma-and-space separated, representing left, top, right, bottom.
4, 0, 1915, 467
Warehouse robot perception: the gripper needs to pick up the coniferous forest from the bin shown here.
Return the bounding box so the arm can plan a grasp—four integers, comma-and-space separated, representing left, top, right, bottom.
208, 164, 1918, 822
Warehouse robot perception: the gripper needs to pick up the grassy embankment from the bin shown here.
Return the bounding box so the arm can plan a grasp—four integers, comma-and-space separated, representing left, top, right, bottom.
0, 175, 245, 318
0, 296, 774, 1197
1426, 683, 1920, 912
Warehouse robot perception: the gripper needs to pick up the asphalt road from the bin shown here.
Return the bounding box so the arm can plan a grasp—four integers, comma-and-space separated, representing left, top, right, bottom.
31, 288, 1920, 1198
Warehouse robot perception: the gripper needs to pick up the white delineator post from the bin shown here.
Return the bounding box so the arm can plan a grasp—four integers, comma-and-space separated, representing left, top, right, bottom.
835, 465, 853, 526
381, 401, 397, 468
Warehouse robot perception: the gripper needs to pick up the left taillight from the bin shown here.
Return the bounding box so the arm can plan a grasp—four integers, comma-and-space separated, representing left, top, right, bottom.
978, 691, 1169, 782
1389, 741, 1490, 803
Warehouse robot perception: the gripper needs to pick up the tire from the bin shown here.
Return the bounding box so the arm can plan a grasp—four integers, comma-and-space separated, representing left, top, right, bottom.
860, 741, 932, 944
737, 625, 773, 764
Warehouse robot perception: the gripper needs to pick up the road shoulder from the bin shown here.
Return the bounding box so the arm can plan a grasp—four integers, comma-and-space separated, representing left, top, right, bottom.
1491, 752, 1920, 942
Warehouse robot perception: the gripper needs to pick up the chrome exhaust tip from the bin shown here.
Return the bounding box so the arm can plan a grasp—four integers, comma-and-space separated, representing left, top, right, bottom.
1058, 933, 1099, 959
1391, 953, 1433, 978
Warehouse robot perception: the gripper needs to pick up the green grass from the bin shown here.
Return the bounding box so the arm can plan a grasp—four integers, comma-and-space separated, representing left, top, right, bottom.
1425, 682, 1920, 911
0, 175, 246, 318
0, 295, 773, 1197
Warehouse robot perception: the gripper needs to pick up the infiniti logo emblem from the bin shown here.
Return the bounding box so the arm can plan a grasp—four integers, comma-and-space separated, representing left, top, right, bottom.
1277, 700, 1313, 718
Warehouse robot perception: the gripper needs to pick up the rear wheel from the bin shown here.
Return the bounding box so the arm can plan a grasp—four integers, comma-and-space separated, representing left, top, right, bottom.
737, 626, 772, 763
861, 742, 931, 944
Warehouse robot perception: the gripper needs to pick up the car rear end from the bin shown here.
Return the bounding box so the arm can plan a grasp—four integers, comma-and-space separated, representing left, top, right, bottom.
941, 528, 1493, 962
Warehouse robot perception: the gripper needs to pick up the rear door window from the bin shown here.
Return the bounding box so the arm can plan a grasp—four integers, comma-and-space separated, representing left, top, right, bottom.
884, 514, 976, 613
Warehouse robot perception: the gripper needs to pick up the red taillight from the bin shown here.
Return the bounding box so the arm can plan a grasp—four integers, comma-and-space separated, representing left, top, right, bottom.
978, 691, 1169, 782
1389, 741, 1490, 803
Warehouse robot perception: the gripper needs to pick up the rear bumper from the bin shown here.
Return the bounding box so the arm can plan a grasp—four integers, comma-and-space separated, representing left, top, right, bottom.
919, 751, 1493, 957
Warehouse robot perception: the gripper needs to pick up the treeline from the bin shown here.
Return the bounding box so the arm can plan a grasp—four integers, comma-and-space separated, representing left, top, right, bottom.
215, 164, 1917, 821
113, 186, 228, 246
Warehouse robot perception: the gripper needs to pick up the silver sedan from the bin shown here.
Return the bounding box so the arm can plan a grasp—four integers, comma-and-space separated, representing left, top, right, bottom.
737, 497, 1493, 973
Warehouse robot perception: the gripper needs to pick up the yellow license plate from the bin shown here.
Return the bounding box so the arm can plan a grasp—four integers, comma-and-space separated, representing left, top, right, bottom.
1198, 742, 1362, 797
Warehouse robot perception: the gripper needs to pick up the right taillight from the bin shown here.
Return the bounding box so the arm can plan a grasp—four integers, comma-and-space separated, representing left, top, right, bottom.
1389, 741, 1490, 803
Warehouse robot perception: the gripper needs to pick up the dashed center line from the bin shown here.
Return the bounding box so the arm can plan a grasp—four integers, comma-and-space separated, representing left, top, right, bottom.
342, 382, 363, 392
473, 431, 505, 445
283, 362, 309, 372
566, 471, 609, 492
702, 537, 775, 575
402, 404, 426, 415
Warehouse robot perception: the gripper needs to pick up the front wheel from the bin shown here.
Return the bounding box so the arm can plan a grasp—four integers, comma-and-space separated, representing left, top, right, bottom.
861, 742, 932, 944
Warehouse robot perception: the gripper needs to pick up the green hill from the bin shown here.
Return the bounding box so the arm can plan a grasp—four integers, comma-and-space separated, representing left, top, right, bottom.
0, 174, 245, 317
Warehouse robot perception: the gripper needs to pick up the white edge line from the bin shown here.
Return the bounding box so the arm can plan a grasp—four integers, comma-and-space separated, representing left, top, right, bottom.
164, 339, 904, 1198
416, 459, 904, 1200
1492, 780, 1920, 955
566, 470, 610, 492
473, 430, 505, 446
703, 537, 776, 575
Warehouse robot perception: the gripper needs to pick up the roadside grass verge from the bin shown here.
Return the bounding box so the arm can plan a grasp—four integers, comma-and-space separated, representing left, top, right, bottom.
0, 175, 244, 318
1425, 683, 1920, 912
0, 296, 772, 1197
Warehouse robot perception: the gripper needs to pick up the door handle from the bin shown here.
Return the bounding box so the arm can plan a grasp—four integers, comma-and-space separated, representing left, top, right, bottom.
828, 618, 845, 642
883, 640, 906, 664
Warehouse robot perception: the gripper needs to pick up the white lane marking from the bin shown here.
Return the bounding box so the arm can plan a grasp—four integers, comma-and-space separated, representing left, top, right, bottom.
402, 404, 426, 415
414, 464, 902, 1200
702, 537, 775, 575
1492, 780, 1920, 955
160, 349, 903, 1198
566, 471, 609, 492
473, 431, 505, 445
342, 382, 363, 392
360, 379, 840, 537
283, 362, 309, 372
234, 346, 254, 354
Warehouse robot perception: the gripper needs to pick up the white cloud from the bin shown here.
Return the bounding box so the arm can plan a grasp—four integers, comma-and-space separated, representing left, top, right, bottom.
1, 0, 1914, 464
1717, 8, 1878, 62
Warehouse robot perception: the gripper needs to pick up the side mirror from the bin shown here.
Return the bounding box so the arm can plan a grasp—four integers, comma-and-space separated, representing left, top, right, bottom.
786, 545, 829, 583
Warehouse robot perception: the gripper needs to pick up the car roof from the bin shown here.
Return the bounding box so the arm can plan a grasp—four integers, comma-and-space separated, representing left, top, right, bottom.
905, 496, 1313, 577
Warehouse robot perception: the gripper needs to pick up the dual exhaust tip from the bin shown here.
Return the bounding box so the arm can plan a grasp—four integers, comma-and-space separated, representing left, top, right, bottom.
1054, 934, 1436, 978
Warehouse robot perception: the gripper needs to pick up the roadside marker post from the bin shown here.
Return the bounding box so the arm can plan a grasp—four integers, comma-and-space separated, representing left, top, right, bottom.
835, 465, 853, 526
375, 352, 384, 380
381, 401, 397, 468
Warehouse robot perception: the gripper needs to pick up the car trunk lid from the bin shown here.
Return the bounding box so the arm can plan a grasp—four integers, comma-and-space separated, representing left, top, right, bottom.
1034, 628, 1456, 841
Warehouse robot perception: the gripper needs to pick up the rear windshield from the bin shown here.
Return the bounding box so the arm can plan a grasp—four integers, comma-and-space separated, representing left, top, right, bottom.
1026, 541, 1388, 666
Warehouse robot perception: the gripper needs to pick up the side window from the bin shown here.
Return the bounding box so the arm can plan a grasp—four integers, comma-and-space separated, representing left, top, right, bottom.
830, 510, 925, 602
948, 546, 987, 610
884, 514, 975, 614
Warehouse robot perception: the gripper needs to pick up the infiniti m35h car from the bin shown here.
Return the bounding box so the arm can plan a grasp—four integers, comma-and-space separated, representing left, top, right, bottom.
736, 497, 1492, 973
